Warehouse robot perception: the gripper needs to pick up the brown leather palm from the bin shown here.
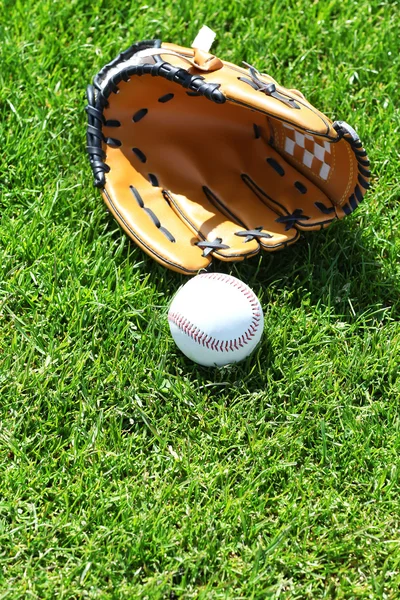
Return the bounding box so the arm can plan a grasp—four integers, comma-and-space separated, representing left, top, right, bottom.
86, 40, 370, 274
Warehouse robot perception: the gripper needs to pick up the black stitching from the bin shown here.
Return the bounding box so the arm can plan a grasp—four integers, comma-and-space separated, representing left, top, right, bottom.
105, 119, 121, 127
253, 124, 261, 139
94, 40, 159, 84
100, 61, 225, 104
355, 149, 367, 157
235, 227, 273, 242
349, 194, 358, 211
354, 185, 363, 203
144, 207, 160, 228
129, 186, 175, 242
106, 138, 121, 148
342, 203, 352, 216
107, 80, 120, 94
294, 181, 307, 194
196, 238, 229, 257
314, 202, 335, 215
86, 145, 106, 160
358, 165, 371, 179
132, 148, 147, 163
358, 175, 370, 189
130, 185, 144, 207
238, 76, 259, 90
239, 71, 300, 109
133, 108, 148, 122
159, 227, 175, 242
86, 105, 105, 124
104, 189, 183, 269
276, 209, 310, 231
222, 66, 330, 130
266, 157, 285, 176
357, 157, 370, 167
87, 124, 105, 141
148, 174, 159, 187
158, 93, 174, 103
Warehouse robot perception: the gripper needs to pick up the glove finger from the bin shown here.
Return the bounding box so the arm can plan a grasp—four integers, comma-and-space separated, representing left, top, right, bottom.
101, 149, 211, 274
165, 187, 261, 261
241, 141, 338, 231
172, 178, 300, 251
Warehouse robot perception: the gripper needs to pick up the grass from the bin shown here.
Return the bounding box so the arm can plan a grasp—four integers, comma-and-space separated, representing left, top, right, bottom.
1, 0, 400, 597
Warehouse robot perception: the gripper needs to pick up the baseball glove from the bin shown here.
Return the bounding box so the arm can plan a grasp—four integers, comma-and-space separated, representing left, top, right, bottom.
86, 38, 370, 274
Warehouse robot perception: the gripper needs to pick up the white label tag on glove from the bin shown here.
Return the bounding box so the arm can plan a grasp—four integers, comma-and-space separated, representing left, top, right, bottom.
191, 26, 216, 52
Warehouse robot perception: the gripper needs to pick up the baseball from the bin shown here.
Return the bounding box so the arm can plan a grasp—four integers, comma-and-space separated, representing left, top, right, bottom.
168, 273, 264, 367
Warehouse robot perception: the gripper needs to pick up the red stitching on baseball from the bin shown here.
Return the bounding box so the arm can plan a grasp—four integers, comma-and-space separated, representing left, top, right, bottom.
168, 274, 261, 353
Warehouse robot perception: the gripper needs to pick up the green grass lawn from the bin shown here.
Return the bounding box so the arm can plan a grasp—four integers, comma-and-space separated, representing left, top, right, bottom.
1, 0, 400, 597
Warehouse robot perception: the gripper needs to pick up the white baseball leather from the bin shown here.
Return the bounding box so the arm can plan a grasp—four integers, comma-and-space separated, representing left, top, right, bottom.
168, 273, 264, 367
